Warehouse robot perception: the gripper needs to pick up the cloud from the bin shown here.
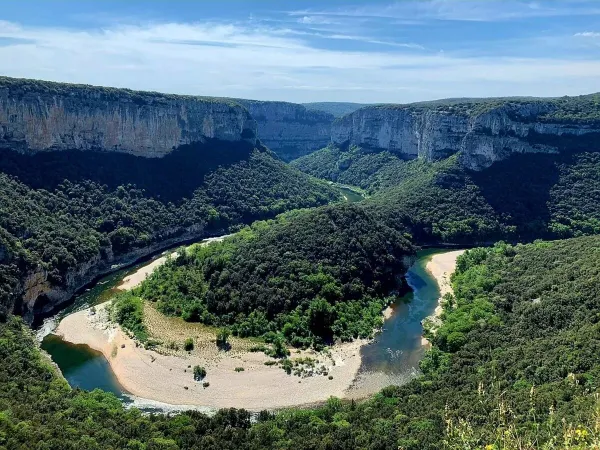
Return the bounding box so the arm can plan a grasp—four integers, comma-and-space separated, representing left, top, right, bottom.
575, 31, 600, 37
0, 19, 598, 103
290, 0, 600, 22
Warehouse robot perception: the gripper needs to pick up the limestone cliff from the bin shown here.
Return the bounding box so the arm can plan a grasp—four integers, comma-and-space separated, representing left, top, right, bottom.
332, 97, 600, 170
237, 100, 334, 161
0, 77, 257, 157
18, 224, 210, 324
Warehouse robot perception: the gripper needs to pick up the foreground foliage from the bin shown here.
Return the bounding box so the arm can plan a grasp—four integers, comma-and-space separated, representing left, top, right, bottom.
3, 235, 600, 448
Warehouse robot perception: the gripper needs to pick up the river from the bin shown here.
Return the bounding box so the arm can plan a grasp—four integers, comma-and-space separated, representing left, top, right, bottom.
41, 247, 452, 406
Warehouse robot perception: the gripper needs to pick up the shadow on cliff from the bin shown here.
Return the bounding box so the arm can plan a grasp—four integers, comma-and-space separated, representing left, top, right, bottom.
0, 139, 256, 202
469, 152, 565, 237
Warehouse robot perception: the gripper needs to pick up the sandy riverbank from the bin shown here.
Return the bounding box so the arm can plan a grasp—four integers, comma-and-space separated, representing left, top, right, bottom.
55, 302, 366, 411
421, 250, 465, 347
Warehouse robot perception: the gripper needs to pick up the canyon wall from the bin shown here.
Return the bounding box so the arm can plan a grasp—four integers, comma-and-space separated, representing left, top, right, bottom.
0, 77, 257, 157
238, 100, 334, 161
331, 99, 600, 170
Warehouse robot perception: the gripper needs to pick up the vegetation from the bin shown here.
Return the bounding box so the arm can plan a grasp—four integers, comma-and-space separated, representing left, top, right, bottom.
110, 291, 147, 342
4, 235, 600, 448
295, 145, 600, 243
184, 338, 194, 352
138, 203, 414, 348
356, 93, 600, 123
0, 146, 338, 316
193, 366, 207, 381
216, 328, 231, 350
0, 75, 244, 107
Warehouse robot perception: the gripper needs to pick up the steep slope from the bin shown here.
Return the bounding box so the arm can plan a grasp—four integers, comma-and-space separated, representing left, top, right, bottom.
0, 78, 339, 322
332, 95, 600, 169
0, 76, 257, 157
294, 145, 600, 243
237, 99, 334, 161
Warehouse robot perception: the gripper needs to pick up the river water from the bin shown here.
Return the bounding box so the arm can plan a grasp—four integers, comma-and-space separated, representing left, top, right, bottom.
41, 247, 449, 405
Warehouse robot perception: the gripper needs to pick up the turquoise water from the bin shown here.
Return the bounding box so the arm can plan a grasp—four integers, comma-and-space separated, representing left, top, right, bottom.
42, 247, 451, 403
350, 249, 446, 396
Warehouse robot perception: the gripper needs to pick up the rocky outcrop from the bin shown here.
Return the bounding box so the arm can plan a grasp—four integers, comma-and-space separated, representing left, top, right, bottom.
332, 100, 600, 170
0, 77, 257, 157
237, 100, 334, 161
19, 224, 214, 324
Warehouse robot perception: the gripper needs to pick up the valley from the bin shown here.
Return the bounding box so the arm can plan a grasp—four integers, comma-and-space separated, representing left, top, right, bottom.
1, 76, 600, 449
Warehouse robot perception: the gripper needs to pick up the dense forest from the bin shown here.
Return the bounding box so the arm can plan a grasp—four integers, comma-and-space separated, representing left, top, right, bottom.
137, 203, 415, 347
0, 145, 339, 316
293, 145, 600, 243
3, 236, 600, 448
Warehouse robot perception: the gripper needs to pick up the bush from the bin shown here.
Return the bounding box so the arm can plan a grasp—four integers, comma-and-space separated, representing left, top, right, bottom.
193, 366, 206, 381
110, 292, 148, 342
216, 328, 231, 350
184, 338, 194, 351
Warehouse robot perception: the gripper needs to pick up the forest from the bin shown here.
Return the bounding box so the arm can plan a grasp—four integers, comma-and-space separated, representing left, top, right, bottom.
3, 236, 600, 448
0, 146, 338, 316
294, 145, 600, 243
137, 203, 414, 348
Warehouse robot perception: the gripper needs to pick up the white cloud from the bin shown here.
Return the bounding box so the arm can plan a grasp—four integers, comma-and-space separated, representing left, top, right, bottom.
575, 31, 600, 37
0, 20, 598, 103
290, 0, 600, 22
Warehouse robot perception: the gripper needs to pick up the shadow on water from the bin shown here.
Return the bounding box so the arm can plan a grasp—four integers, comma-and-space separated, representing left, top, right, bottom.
349, 248, 448, 397
41, 335, 127, 399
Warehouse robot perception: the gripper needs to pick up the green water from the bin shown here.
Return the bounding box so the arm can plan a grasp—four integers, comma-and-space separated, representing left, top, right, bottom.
40, 250, 179, 403
42, 334, 126, 398
350, 249, 450, 395
338, 185, 365, 203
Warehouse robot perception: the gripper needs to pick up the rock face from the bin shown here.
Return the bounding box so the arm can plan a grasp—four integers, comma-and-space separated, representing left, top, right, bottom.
332, 100, 600, 170
0, 77, 257, 157
17, 224, 210, 324
237, 100, 334, 161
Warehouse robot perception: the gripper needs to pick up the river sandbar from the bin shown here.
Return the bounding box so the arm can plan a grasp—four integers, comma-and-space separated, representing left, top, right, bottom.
55, 302, 366, 411
421, 250, 465, 347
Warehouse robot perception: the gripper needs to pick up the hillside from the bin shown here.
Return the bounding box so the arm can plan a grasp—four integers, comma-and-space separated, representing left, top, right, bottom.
0, 78, 340, 322
331, 94, 600, 169
294, 146, 600, 243
137, 203, 415, 347
3, 236, 600, 448
236, 99, 334, 161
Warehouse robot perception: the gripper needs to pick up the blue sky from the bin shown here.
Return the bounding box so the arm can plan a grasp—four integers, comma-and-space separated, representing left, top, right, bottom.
1, 0, 599, 103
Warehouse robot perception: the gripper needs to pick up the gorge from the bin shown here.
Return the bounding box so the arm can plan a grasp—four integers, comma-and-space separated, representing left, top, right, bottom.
3, 76, 600, 449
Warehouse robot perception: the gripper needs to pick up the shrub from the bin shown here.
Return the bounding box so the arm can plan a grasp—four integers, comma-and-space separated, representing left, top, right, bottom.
184, 338, 194, 351
193, 366, 206, 381
216, 328, 231, 350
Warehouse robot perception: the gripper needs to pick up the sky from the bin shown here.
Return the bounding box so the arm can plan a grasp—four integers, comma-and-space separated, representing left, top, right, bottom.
0, 0, 599, 103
